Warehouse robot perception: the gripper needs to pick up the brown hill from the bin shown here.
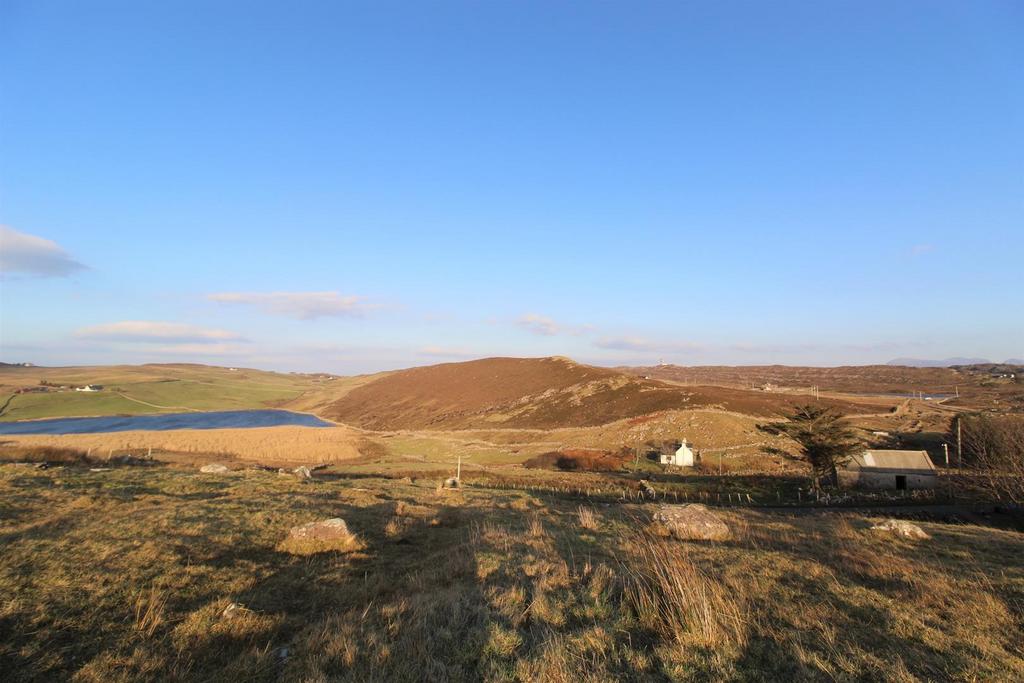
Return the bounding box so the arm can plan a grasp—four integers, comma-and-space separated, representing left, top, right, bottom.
622, 364, 970, 393
320, 357, 886, 430
622, 364, 1024, 411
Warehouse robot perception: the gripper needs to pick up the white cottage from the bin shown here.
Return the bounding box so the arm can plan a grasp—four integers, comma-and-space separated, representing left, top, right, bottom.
659, 440, 696, 467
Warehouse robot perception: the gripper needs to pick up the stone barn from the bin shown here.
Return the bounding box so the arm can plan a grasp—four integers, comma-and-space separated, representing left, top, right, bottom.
837, 449, 937, 490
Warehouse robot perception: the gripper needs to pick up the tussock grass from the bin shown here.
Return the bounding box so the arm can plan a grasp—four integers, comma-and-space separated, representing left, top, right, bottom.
619, 532, 746, 650
576, 505, 599, 530
528, 515, 545, 538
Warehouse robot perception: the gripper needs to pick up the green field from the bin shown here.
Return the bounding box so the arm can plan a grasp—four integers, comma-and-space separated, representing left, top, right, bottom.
0, 365, 318, 421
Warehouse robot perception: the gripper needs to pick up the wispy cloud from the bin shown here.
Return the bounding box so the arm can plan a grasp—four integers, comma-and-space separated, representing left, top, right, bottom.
147, 343, 250, 355
516, 313, 592, 337
594, 337, 703, 354
74, 321, 244, 344
208, 291, 374, 319
0, 225, 86, 277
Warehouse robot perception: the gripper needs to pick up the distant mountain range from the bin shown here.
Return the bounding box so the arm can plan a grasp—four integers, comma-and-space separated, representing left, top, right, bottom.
887, 357, 1023, 368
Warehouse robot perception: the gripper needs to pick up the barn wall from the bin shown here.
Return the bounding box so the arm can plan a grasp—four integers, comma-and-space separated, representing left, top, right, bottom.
837, 471, 937, 490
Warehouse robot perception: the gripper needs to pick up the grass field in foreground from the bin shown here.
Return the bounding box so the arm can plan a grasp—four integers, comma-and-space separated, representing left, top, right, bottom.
1, 465, 1021, 682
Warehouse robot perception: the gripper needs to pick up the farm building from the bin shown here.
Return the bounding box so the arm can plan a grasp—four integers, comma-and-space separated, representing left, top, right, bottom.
659, 440, 696, 467
74, 384, 103, 392
837, 450, 937, 490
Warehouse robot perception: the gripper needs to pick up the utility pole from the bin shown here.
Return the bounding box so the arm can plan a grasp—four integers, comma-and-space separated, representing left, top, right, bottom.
942, 443, 949, 467
457, 455, 462, 482
718, 451, 723, 476
956, 417, 962, 470
955, 385, 959, 398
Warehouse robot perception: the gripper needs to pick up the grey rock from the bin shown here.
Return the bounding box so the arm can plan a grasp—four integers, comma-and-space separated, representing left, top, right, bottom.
871, 519, 930, 540
288, 518, 353, 543
653, 503, 730, 541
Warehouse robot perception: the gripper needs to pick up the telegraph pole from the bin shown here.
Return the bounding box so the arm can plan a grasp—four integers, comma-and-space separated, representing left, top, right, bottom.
956, 417, 962, 469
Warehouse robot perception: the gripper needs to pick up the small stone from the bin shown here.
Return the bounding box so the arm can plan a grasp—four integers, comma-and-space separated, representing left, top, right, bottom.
871, 519, 930, 540
287, 518, 354, 544
200, 464, 230, 474
293, 466, 313, 481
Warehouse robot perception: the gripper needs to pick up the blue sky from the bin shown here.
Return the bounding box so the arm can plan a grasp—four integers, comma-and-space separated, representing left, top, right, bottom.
1, 1, 1021, 372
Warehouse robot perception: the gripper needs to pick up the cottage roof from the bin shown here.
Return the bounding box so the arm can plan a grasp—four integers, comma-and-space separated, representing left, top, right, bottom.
844, 450, 936, 473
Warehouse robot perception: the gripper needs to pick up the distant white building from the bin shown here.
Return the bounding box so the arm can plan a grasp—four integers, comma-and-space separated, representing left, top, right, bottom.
75, 384, 102, 392
659, 440, 696, 467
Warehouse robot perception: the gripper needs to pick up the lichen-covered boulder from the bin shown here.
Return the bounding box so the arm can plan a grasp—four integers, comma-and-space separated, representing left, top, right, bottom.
871, 519, 930, 540
653, 503, 730, 541
199, 463, 229, 474
280, 518, 360, 555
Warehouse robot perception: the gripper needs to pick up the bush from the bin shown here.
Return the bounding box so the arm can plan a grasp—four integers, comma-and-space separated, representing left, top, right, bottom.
951, 414, 1024, 503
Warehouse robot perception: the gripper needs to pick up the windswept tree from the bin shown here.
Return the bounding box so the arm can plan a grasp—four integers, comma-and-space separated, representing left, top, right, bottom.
759, 405, 862, 490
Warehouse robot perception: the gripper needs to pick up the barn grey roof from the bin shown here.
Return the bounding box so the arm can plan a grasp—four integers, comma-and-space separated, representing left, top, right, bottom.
843, 450, 936, 473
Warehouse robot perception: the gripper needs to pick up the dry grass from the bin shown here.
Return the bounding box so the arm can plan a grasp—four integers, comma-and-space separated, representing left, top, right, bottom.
576, 505, 599, 530
0, 425, 369, 466
133, 585, 169, 638
619, 531, 746, 651
1, 464, 1022, 681
0, 444, 93, 464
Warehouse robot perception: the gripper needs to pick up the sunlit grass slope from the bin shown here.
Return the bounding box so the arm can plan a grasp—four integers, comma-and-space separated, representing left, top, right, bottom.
0, 465, 1021, 681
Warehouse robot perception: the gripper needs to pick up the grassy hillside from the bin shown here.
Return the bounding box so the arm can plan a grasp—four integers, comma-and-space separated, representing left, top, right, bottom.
0, 364, 319, 421
1, 464, 1021, 681
320, 357, 889, 431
